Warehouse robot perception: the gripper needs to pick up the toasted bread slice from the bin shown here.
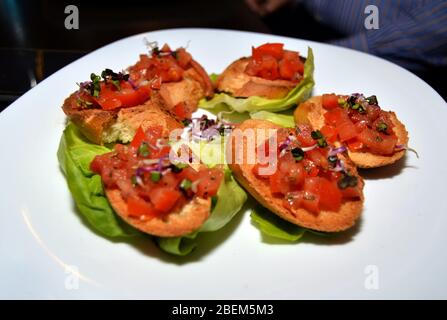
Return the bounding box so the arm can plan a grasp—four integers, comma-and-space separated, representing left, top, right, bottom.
216, 58, 298, 99
105, 188, 211, 237
62, 95, 183, 144
295, 96, 409, 168
152, 68, 209, 117
227, 119, 363, 232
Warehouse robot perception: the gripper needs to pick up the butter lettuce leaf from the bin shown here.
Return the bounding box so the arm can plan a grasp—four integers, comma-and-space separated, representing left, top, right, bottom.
157, 137, 247, 255
57, 123, 140, 237
199, 47, 314, 113
251, 207, 306, 242
58, 123, 246, 255
249, 110, 295, 127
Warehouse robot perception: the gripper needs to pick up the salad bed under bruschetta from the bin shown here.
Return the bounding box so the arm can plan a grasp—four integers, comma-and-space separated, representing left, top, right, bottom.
57, 40, 413, 256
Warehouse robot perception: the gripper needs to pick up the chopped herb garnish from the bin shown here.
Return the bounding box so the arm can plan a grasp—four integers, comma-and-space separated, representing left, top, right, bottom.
317, 138, 328, 148
376, 122, 388, 133
338, 98, 347, 107
89, 73, 101, 97
152, 46, 160, 56
311, 130, 327, 148
100, 68, 130, 91
311, 130, 323, 140
291, 147, 304, 161
137, 142, 151, 157
366, 95, 378, 105
180, 179, 192, 190
131, 175, 138, 186
347, 95, 357, 106
337, 174, 358, 189
358, 105, 366, 113
170, 163, 188, 173
328, 155, 338, 164
150, 171, 161, 182
182, 119, 192, 126
375, 135, 383, 142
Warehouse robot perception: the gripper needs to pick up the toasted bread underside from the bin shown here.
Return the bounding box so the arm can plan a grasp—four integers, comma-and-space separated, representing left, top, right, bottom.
216, 58, 298, 99
106, 189, 211, 237
62, 94, 183, 144
227, 119, 363, 232
295, 96, 409, 168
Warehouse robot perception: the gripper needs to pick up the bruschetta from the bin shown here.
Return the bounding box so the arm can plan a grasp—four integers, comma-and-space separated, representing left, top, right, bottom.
216, 43, 306, 99
227, 119, 364, 232
90, 125, 224, 237
294, 94, 409, 168
62, 44, 213, 144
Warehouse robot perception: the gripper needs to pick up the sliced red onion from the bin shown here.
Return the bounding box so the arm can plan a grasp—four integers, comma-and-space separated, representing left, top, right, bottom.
301, 144, 318, 152
127, 78, 138, 89
135, 166, 158, 178
142, 159, 159, 165
329, 146, 347, 157
155, 138, 169, 149
278, 138, 291, 152
329, 159, 346, 172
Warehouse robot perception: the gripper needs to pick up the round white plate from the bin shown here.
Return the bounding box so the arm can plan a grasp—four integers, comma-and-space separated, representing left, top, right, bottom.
1, 28, 446, 299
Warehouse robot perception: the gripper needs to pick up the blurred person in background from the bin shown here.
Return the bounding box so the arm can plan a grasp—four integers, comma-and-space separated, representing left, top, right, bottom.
246, 0, 447, 95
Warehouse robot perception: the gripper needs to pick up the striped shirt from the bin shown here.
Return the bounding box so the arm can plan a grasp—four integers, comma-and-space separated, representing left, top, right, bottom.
302, 0, 447, 71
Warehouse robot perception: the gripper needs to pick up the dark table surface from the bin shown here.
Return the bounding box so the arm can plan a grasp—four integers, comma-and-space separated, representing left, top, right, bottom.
0, 0, 445, 113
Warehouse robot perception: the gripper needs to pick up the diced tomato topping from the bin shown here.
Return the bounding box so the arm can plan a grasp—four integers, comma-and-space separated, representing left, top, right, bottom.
347, 139, 364, 151
94, 82, 152, 110
322, 94, 340, 110
149, 187, 181, 213
130, 126, 146, 149
320, 125, 338, 143
318, 178, 342, 212
173, 102, 189, 119
127, 196, 159, 219
296, 124, 316, 147
321, 93, 399, 155
245, 43, 303, 81
357, 128, 397, 155
196, 168, 224, 198
252, 43, 284, 60
90, 126, 225, 220
255, 126, 362, 215
337, 119, 359, 142
341, 186, 362, 199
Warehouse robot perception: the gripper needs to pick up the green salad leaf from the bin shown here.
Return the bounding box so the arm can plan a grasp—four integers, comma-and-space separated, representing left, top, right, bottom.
158, 137, 247, 255
58, 123, 247, 255
251, 207, 306, 242
57, 123, 140, 237
249, 110, 295, 127
199, 47, 314, 113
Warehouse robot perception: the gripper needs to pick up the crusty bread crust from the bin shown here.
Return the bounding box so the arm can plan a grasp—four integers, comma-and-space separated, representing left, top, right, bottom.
62, 61, 213, 144
216, 58, 298, 99
106, 189, 211, 237
227, 119, 364, 232
62, 95, 183, 144
295, 96, 409, 168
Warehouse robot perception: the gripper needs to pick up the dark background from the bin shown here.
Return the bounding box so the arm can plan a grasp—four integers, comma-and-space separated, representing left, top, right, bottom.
0, 0, 444, 112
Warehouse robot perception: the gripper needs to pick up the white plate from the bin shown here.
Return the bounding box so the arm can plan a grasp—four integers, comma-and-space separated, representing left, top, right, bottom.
1, 28, 446, 299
